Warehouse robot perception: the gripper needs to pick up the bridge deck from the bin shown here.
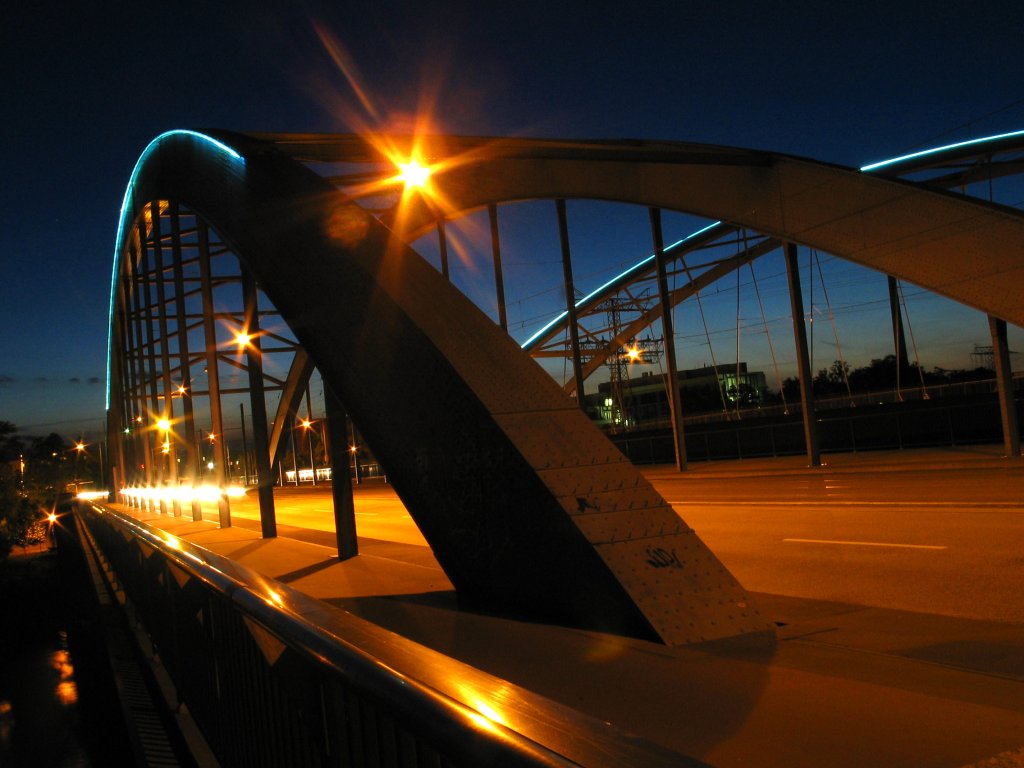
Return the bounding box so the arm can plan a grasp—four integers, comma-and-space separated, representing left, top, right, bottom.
110, 447, 1024, 768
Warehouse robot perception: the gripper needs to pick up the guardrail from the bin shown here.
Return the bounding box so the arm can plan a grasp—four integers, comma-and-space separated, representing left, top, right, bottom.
76, 502, 701, 767
612, 395, 1020, 464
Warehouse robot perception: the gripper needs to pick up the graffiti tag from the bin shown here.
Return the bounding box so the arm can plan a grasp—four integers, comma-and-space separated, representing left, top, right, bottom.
645, 546, 684, 569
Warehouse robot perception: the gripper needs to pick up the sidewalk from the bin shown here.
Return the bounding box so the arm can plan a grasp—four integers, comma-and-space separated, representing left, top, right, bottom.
106, 447, 1024, 767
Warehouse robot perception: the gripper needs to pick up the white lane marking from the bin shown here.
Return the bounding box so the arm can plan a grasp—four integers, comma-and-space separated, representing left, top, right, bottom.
782, 538, 947, 550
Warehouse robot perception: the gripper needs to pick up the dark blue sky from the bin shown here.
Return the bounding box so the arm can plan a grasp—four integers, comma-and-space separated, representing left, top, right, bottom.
3, 0, 1023, 438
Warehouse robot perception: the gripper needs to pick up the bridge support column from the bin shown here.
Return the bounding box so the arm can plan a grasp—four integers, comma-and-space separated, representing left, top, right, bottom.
137, 216, 166, 512
650, 208, 687, 471
488, 204, 508, 331
198, 220, 230, 527
437, 217, 450, 280
989, 316, 1021, 457
241, 266, 276, 537
785, 242, 821, 466
887, 276, 910, 398
325, 386, 358, 560
169, 203, 202, 520
124, 239, 151, 490
556, 200, 587, 408
152, 208, 181, 516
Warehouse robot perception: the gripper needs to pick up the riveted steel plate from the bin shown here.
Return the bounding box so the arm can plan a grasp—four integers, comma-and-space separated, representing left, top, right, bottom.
594, 532, 772, 645
570, 507, 689, 544
495, 410, 625, 470
536, 463, 650, 501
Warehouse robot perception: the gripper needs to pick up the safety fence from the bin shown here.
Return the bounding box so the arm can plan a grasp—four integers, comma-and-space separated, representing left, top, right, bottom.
75, 502, 700, 768
612, 395, 1021, 464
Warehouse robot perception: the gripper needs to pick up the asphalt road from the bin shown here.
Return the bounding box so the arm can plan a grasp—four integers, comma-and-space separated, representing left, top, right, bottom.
226, 448, 1024, 624
648, 458, 1024, 624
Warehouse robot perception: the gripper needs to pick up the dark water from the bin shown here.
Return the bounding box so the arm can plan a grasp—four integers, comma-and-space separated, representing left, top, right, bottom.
0, 547, 131, 767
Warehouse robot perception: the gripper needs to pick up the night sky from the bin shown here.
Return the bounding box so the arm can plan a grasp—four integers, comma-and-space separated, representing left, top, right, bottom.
3, 0, 1023, 440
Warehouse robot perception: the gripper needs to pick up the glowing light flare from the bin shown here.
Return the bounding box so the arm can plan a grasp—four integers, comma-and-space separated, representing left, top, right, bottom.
119, 484, 246, 505
625, 345, 643, 363
156, 419, 171, 432
47, 512, 58, 524
395, 158, 431, 188
234, 331, 253, 348
300, 419, 313, 430
74, 442, 86, 453
76, 491, 108, 501
56, 682, 79, 706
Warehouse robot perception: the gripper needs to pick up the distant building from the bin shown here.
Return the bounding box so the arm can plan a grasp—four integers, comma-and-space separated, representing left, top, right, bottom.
588, 363, 768, 427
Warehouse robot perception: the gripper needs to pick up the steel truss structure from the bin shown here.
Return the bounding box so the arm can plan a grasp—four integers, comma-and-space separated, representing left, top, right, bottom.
106, 129, 1024, 645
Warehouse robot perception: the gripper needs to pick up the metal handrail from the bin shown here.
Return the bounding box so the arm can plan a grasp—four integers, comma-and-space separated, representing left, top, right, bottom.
79, 502, 703, 767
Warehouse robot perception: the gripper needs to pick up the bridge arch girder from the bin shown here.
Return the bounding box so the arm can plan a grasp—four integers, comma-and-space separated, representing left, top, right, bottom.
107, 129, 770, 646
387, 147, 1024, 330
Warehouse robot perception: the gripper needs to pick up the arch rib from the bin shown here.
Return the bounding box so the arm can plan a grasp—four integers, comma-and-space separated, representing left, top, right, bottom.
107, 130, 771, 645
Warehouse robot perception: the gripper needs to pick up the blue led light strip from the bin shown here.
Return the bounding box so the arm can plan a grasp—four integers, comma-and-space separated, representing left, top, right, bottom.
860, 127, 1024, 172
106, 131, 244, 411
521, 221, 721, 349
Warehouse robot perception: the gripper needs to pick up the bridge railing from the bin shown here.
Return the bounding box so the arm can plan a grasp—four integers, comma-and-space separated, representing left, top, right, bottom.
76, 502, 700, 768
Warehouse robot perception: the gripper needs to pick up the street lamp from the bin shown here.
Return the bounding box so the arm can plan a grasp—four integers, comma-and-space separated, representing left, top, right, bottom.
72, 440, 86, 492
300, 418, 317, 486
156, 419, 171, 455
349, 444, 361, 485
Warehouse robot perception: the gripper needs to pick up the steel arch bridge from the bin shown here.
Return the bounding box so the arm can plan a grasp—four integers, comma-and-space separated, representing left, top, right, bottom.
106, 128, 1024, 646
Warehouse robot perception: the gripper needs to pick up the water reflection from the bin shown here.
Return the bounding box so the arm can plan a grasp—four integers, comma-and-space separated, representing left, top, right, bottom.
0, 630, 89, 766
52, 643, 80, 707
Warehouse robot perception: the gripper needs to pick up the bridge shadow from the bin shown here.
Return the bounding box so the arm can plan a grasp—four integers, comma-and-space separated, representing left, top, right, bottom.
275, 557, 342, 584
328, 591, 775, 759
